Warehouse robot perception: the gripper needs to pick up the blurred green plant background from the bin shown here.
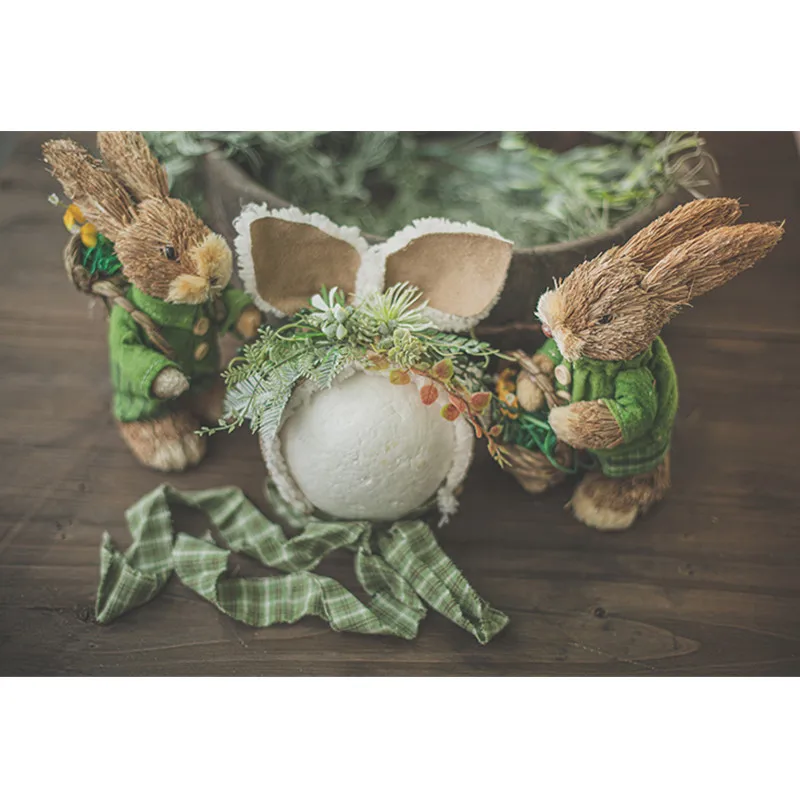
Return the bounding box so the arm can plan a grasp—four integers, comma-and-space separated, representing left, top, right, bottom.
144, 131, 711, 248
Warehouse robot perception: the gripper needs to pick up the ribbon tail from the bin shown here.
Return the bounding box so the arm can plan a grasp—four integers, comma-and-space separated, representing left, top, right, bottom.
378, 521, 509, 644
95, 532, 170, 624
354, 549, 427, 640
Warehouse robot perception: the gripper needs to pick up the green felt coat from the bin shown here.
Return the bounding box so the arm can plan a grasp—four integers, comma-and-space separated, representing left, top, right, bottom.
537, 336, 678, 477
108, 285, 253, 423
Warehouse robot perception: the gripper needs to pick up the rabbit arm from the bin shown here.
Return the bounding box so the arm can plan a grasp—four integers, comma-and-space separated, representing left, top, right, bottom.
108, 306, 182, 402
549, 401, 623, 450
516, 339, 561, 412
549, 367, 658, 451
218, 286, 260, 336
601, 367, 659, 445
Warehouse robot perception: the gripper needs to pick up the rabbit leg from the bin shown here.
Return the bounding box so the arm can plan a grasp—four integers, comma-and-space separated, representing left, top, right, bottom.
569, 454, 671, 531
117, 410, 206, 471
182, 376, 226, 426
506, 442, 572, 495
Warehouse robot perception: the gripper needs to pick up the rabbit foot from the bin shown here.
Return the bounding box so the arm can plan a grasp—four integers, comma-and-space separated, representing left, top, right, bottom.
506, 443, 572, 495
118, 412, 206, 471
568, 455, 671, 531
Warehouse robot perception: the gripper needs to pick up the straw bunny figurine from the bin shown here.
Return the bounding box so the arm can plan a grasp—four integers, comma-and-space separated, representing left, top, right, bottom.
225, 206, 514, 524
43, 132, 261, 471
501, 198, 783, 530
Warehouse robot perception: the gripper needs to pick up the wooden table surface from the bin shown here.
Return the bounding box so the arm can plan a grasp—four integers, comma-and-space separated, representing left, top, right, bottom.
1, 132, 798, 676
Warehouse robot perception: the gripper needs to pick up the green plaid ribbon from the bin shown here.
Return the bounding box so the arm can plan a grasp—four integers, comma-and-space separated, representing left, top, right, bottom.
96, 484, 508, 643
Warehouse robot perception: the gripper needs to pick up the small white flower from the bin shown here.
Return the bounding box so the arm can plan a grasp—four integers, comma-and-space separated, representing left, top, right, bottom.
47, 193, 60, 206
310, 294, 328, 312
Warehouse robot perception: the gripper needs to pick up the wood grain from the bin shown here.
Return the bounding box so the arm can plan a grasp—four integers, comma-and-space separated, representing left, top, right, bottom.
1, 132, 799, 676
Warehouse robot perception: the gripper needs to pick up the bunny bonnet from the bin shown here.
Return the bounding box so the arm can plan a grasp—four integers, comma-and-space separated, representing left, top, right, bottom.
230, 206, 514, 524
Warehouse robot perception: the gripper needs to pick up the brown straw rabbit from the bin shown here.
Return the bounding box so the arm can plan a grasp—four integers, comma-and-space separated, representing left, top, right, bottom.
504, 197, 783, 530
42, 132, 261, 471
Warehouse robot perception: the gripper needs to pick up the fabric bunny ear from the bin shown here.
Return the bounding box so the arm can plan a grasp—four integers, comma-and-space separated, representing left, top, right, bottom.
357, 219, 513, 333
96, 132, 169, 202
234, 205, 369, 317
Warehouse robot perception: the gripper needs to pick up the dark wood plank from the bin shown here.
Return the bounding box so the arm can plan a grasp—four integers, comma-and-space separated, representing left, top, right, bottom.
1, 132, 799, 676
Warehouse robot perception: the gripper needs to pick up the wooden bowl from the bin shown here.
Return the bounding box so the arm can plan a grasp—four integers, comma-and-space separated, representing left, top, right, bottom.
200, 143, 719, 352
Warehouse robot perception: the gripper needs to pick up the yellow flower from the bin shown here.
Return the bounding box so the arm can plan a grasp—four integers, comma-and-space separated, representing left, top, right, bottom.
63, 203, 86, 234
495, 367, 520, 420
80, 223, 98, 248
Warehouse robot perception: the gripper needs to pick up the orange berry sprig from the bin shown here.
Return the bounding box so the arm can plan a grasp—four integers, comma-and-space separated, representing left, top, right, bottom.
372, 350, 509, 467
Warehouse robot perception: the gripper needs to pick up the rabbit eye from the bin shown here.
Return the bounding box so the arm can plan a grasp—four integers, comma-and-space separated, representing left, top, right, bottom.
163, 245, 177, 261
598, 314, 613, 325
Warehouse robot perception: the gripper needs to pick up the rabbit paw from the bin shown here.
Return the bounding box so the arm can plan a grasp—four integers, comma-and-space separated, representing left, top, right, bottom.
235, 306, 262, 339
548, 401, 623, 450
516, 374, 545, 412
152, 367, 190, 399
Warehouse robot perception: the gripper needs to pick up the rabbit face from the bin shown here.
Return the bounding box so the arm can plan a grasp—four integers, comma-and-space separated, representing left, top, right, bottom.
536, 251, 664, 362
115, 198, 233, 304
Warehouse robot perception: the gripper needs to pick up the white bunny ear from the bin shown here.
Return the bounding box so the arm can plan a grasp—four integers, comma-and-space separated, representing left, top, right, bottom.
358, 218, 513, 332
234, 204, 369, 317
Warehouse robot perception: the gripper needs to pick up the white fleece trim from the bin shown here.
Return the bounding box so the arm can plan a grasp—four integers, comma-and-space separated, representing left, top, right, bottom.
385, 217, 513, 248
436, 417, 474, 526
234, 204, 369, 315
353, 243, 386, 301
356, 217, 512, 332
259, 427, 313, 515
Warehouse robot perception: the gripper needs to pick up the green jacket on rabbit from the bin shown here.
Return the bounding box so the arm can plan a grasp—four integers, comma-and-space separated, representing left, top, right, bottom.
108, 285, 253, 422
537, 336, 678, 477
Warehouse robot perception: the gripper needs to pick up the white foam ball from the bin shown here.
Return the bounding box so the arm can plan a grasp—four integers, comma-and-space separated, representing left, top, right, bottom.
280, 371, 457, 521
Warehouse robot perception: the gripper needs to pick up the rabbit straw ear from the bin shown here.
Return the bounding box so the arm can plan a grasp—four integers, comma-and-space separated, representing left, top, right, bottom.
372, 219, 513, 333
642, 222, 784, 305
618, 197, 743, 270
96, 131, 169, 202
42, 138, 136, 239
234, 205, 369, 317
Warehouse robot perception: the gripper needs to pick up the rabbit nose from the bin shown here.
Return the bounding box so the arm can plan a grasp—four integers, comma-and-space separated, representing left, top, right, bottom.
542, 323, 553, 338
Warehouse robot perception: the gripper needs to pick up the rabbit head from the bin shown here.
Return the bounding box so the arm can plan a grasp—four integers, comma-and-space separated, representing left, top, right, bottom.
42, 132, 232, 304
535, 198, 784, 362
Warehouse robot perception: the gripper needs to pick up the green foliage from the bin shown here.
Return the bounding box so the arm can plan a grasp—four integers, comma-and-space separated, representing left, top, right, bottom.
203, 283, 498, 441
144, 131, 712, 248
82, 233, 122, 277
